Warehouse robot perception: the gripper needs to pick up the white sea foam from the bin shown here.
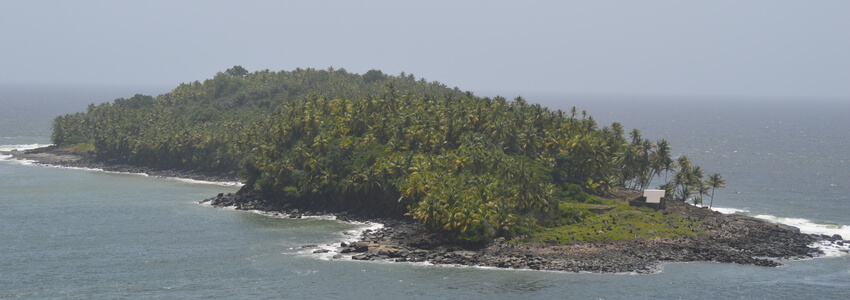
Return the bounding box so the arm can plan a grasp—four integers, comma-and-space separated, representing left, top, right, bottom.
164, 177, 244, 187
711, 206, 850, 256
246, 210, 339, 221
233, 207, 387, 260
3, 151, 243, 186
712, 206, 849, 240
300, 214, 338, 221
19, 161, 137, 175
36, 165, 246, 187
0, 144, 52, 162
810, 240, 850, 258
291, 219, 385, 261
0, 143, 52, 152
750, 214, 850, 239
3, 157, 38, 166
710, 206, 749, 215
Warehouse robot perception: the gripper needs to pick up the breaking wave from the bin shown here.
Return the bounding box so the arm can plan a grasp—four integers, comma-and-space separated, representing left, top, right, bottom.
0, 143, 51, 152
712, 206, 850, 257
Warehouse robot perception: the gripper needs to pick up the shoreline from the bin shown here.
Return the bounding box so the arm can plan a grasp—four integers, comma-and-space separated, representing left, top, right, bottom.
204, 192, 845, 273
4, 145, 240, 184
6, 146, 848, 273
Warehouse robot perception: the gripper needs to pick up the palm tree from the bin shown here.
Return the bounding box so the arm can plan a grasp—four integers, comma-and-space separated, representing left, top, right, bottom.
707, 173, 726, 208
672, 156, 692, 201
653, 139, 673, 182
695, 180, 710, 206
50, 66, 725, 241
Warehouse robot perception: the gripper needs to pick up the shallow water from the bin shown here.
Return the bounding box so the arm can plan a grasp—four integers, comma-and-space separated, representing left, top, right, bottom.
1, 87, 848, 299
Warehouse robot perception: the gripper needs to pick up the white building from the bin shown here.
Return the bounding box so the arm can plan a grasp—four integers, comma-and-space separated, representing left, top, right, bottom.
643, 189, 665, 204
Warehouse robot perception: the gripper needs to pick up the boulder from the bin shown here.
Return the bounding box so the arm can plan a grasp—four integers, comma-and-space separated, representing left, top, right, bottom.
375, 245, 406, 258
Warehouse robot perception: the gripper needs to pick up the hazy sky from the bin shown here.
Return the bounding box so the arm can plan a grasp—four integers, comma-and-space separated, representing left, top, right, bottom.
2, 1, 848, 99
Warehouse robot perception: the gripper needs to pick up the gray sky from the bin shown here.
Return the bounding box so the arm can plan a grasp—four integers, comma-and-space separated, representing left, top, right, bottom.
1, 0, 848, 99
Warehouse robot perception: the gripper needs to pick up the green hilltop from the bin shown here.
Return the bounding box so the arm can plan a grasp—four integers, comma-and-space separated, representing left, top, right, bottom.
51, 66, 721, 242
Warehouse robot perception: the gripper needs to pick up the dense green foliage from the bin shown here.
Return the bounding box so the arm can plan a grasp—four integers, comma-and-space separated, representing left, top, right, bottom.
52, 66, 719, 242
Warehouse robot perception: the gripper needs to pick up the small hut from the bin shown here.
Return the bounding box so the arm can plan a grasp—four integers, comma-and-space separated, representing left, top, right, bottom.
629, 189, 667, 210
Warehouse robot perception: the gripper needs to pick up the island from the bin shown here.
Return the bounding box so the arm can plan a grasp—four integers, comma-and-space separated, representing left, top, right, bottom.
13, 66, 844, 273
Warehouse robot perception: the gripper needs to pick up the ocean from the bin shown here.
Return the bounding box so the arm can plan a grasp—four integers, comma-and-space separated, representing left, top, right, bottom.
1, 85, 848, 299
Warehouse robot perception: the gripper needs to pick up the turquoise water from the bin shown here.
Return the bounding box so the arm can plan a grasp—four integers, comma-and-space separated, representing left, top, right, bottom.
1, 87, 848, 299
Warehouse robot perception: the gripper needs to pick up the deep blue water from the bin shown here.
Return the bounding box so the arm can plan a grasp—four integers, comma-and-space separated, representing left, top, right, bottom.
1, 86, 848, 299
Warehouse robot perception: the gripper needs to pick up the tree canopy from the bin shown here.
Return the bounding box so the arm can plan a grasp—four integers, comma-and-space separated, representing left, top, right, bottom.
51, 66, 717, 242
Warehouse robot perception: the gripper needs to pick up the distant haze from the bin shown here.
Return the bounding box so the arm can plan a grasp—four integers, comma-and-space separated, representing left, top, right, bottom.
2, 1, 848, 99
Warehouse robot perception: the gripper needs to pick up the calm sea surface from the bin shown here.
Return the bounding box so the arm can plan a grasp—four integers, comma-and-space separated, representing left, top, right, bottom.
1, 86, 848, 299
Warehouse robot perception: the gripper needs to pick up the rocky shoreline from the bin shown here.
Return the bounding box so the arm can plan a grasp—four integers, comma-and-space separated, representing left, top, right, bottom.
7, 146, 848, 273
203, 192, 846, 273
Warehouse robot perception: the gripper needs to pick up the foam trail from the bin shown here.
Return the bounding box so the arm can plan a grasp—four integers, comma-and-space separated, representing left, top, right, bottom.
37, 165, 244, 187
165, 177, 244, 187
0, 145, 242, 186
246, 210, 338, 221
9, 160, 143, 175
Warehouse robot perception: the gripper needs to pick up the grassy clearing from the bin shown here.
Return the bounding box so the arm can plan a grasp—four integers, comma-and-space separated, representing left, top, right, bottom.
513, 201, 708, 245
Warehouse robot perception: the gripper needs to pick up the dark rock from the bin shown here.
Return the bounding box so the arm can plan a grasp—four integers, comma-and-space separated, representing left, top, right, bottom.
22, 142, 818, 275
352, 242, 378, 252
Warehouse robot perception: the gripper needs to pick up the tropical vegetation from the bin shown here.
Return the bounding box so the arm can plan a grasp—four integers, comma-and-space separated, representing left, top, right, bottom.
51, 66, 722, 242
